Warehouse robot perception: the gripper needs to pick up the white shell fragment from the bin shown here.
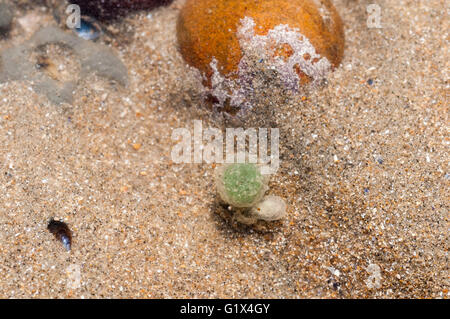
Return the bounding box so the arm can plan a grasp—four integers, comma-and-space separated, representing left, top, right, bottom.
251, 195, 287, 221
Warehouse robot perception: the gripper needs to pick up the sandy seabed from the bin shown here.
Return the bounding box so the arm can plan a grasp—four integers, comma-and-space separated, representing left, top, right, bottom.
0, 0, 448, 298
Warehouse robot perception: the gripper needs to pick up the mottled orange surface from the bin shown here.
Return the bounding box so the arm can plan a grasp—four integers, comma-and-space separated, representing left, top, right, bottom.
177, 0, 345, 84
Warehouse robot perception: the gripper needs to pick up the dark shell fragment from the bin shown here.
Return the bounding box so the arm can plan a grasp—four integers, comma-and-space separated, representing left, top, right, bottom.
47, 218, 72, 251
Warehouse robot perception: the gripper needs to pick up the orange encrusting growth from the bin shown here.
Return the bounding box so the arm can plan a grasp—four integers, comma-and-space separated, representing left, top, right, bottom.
177, 0, 345, 86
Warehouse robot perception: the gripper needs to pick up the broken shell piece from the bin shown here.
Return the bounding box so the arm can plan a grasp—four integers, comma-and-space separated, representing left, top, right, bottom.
251, 195, 287, 221
74, 17, 101, 41
47, 218, 72, 251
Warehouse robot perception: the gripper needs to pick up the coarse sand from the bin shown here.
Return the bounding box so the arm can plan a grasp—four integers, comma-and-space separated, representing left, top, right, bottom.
0, 0, 448, 298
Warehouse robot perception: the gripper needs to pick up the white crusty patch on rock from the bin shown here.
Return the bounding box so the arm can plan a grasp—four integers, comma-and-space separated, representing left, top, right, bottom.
205, 16, 332, 112
209, 57, 248, 108
237, 16, 332, 89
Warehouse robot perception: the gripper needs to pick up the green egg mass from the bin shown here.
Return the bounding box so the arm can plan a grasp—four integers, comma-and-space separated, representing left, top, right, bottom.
219, 163, 267, 207
224, 164, 262, 205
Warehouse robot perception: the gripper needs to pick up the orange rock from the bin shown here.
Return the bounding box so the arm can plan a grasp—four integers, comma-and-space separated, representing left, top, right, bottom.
177, 0, 345, 109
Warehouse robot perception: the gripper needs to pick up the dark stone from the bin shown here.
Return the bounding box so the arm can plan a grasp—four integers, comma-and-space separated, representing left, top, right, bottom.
69, 0, 173, 21
0, 2, 14, 35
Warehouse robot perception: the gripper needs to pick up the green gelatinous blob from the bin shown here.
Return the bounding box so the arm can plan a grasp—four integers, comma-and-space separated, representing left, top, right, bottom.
223, 163, 264, 206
